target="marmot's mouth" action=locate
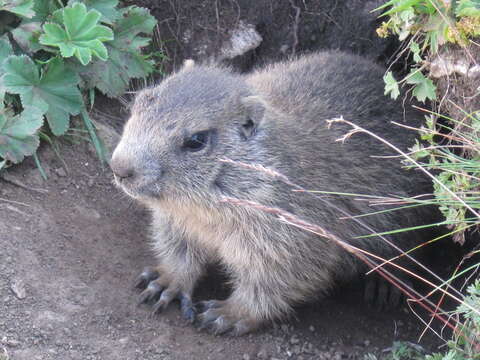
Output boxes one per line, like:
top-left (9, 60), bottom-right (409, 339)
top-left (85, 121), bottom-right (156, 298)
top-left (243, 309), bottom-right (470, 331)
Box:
top-left (114, 174), bottom-right (161, 200)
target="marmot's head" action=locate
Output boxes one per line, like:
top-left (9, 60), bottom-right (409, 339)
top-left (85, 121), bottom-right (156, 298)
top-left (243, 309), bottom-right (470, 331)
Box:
top-left (111, 61), bottom-right (270, 204)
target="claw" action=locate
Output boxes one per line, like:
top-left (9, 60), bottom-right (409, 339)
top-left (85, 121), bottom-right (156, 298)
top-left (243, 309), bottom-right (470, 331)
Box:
top-left (134, 267), bottom-right (160, 289)
top-left (196, 300), bottom-right (222, 313)
top-left (232, 319), bottom-right (259, 336)
top-left (180, 294), bottom-right (196, 323)
top-left (197, 308), bottom-right (218, 330)
top-left (211, 316), bottom-right (231, 335)
top-left (364, 276), bottom-right (407, 310)
top-left (196, 306), bottom-right (259, 336)
top-left (152, 290), bottom-right (175, 314)
top-left (138, 281), bottom-right (163, 304)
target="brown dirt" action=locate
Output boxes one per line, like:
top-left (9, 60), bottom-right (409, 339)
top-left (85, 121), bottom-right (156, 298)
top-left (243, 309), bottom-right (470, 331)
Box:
top-left (139, 0), bottom-right (399, 73)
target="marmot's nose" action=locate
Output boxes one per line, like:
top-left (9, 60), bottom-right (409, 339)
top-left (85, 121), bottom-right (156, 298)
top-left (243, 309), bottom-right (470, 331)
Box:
top-left (110, 157), bottom-right (135, 179)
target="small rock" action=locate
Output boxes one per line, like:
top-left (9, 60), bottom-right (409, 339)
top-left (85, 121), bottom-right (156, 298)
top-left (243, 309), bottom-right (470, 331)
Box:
top-left (10, 279), bottom-right (26, 299)
top-left (256, 348), bottom-right (268, 359)
top-left (6, 338), bottom-right (20, 347)
top-left (302, 342), bottom-right (314, 354)
top-left (220, 21), bottom-right (262, 60)
top-left (290, 335), bottom-right (300, 345)
top-left (242, 354), bottom-right (250, 360)
top-left (309, 325), bottom-right (315, 332)
top-left (292, 345), bottom-right (301, 355)
top-left (55, 167), bottom-right (67, 177)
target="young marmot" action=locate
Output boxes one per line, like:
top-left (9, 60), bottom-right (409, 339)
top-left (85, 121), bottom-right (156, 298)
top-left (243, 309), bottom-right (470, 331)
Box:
top-left (111, 51), bottom-right (435, 335)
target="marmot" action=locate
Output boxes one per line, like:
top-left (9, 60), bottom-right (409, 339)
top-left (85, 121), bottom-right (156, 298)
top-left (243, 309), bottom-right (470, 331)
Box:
top-left (111, 51), bottom-right (435, 335)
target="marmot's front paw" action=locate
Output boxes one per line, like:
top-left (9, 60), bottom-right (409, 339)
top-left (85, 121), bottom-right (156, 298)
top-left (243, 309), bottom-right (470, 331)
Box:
top-left (196, 299), bottom-right (262, 336)
top-left (134, 266), bottom-right (196, 323)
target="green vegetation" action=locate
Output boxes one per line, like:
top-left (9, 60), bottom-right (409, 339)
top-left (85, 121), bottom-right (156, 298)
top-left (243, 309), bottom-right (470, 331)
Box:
top-left (409, 110), bottom-right (480, 243)
top-left (364, 283), bottom-right (480, 359)
top-left (0, 0), bottom-right (158, 170)
top-left (375, 1), bottom-right (480, 359)
top-left (364, 341), bottom-right (426, 360)
top-left (376, 0), bottom-right (480, 103)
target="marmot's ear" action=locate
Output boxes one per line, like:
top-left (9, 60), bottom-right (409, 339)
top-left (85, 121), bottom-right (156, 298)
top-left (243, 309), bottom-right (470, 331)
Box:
top-left (240, 96), bottom-right (265, 140)
top-left (182, 59), bottom-right (195, 70)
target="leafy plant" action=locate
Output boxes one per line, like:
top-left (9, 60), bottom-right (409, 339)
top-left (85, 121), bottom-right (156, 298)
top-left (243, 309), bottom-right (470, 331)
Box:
top-left (424, 281), bottom-right (480, 360)
top-left (0, 0), bottom-right (158, 169)
top-left (376, 2), bottom-right (480, 360)
top-left (375, 0), bottom-right (480, 103)
top-left (364, 341), bottom-right (426, 360)
top-left (39, 2), bottom-right (114, 65)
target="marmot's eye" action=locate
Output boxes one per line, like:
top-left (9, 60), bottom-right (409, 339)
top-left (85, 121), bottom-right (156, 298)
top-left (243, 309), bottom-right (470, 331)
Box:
top-left (183, 131), bottom-right (209, 152)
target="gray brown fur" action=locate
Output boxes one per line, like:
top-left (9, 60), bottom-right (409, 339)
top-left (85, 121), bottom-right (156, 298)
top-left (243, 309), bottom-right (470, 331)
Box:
top-left (111, 51), bottom-right (434, 335)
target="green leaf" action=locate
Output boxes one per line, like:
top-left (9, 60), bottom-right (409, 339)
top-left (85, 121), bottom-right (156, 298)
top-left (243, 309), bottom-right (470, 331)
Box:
top-left (410, 41), bottom-right (422, 63)
top-left (378, 0), bottom-right (420, 16)
top-left (31, 0), bottom-right (61, 22)
top-left (383, 71), bottom-right (400, 100)
top-left (0, 37), bottom-right (13, 62)
top-left (2, 55), bottom-right (84, 135)
top-left (0, 37), bottom-right (13, 102)
top-left (0, 0), bottom-right (35, 18)
top-left (80, 6), bottom-right (156, 97)
top-left (405, 69), bottom-right (437, 102)
top-left (11, 20), bottom-right (43, 54)
top-left (114, 6), bottom-right (156, 43)
top-left (68, 0), bottom-right (120, 25)
top-left (0, 105), bottom-right (43, 163)
top-left (39, 2), bottom-right (114, 65)
top-left (409, 140), bottom-right (430, 160)
top-left (456, 0), bottom-right (480, 17)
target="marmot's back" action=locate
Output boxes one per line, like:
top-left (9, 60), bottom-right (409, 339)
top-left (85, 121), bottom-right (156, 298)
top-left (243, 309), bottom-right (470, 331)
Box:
top-left (247, 52), bottom-right (400, 127)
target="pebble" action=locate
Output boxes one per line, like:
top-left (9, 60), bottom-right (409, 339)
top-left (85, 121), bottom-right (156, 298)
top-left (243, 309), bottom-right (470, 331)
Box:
top-left (10, 279), bottom-right (26, 299)
top-left (6, 338), bottom-right (20, 347)
top-left (256, 348), bottom-right (268, 359)
top-left (55, 167), bottom-right (67, 177)
top-left (242, 354), bottom-right (250, 360)
top-left (292, 345), bottom-right (301, 354)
